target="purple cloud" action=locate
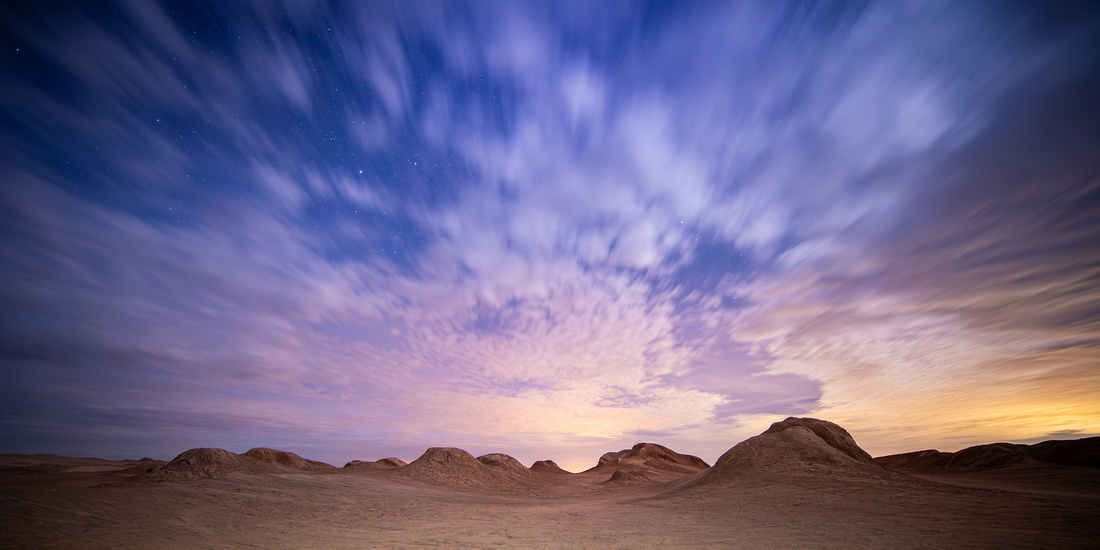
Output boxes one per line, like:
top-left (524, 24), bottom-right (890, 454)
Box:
top-left (1, 1), bottom-right (1098, 469)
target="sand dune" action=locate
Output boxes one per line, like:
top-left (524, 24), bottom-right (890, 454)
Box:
top-left (3, 418), bottom-right (1098, 548)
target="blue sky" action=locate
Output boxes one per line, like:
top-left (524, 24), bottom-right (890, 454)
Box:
top-left (1, 0), bottom-right (1098, 471)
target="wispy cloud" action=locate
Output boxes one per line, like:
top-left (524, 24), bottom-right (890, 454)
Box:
top-left (1, 0), bottom-right (1098, 468)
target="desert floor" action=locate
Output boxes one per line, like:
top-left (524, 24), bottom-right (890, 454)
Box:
top-left (2, 454), bottom-right (1098, 549)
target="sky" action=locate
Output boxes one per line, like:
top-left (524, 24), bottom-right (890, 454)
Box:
top-left (1, 0), bottom-right (1098, 472)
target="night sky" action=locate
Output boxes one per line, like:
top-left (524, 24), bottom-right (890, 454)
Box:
top-left (2, 1), bottom-right (1099, 472)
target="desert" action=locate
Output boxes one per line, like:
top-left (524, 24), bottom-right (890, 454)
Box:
top-left (5, 2), bottom-right (1100, 549)
top-left (2, 418), bottom-right (1097, 549)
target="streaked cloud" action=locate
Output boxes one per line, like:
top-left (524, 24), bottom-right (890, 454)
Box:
top-left (1, 0), bottom-right (1097, 469)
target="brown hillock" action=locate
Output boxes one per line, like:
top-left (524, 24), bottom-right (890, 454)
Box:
top-left (403, 447), bottom-right (482, 472)
top-left (946, 443), bottom-right (1035, 471)
top-left (243, 448), bottom-right (336, 471)
top-left (588, 442), bottom-right (709, 475)
top-left (1, 454), bottom-right (165, 482)
top-left (396, 447), bottom-right (531, 493)
top-left (675, 418), bottom-right (885, 490)
top-left (763, 417), bottom-right (874, 463)
top-left (476, 453), bottom-right (531, 476)
top-left (602, 469), bottom-right (652, 484)
top-left (875, 436), bottom-right (1100, 473)
top-left (1024, 437), bottom-right (1100, 467)
top-left (117, 459), bottom-right (168, 477)
top-left (126, 448), bottom-right (280, 483)
top-left (343, 457), bottom-right (407, 470)
top-left (874, 449), bottom-right (951, 472)
top-left (530, 460), bottom-right (571, 474)
top-left (877, 445), bottom-right (1035, 473)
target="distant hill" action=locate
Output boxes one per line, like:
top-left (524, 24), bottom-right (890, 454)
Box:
top-left (875, 437), bottom-right (1100, 473)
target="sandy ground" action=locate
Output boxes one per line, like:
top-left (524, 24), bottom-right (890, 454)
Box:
top-left (2, 453), bottom-right (1098, 549)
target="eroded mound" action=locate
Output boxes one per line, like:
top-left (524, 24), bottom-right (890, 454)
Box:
top-left (531, 460), bottom-right (571, 474)
top-left (676, 417), bottom-right (885, 490)
top-left (244, 448), bottom-right (335, 471)
top-left (947, 444), bottom-right (1035, 471)
top-left (874, 449), bottom-right (949, 472)
top-left (876, 445), bottom-right (1035, 473)
top-left (876, 436), bottom-right (1100, 473)
top-left (1026, 437), bottom-right (1100, 468)
top-left (341, 457), bottom-right (407, 470)
top-left (763, 417), bottom-right (874, 463)
top-left (397, 447), bottom-right (531, 492)
top-left (476, 453), bottom-right (530, 476)
top-left (602, 469), bottom-right (652, 484)
top-left (590, 442), bottom-right (709, 475)
top-left (343, 457), bottom-right (407, 470)
top-left (126, 448), bottom-right (279, 482)
top-left (405, 447), bottom-right (482, 470)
